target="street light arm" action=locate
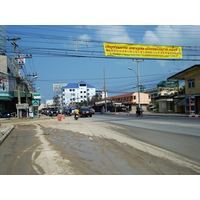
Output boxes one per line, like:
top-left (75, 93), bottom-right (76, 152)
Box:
top-left (128, 67), bottom-right (137, 76)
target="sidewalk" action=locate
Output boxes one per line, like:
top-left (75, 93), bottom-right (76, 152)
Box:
top-left (0, 115), bottom-right (50, 145)
top-left (0, 124), bottom-right (14, 145)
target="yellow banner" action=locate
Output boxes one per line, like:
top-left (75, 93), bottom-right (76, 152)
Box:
top-left (104, 43), bottom-right (182, 59)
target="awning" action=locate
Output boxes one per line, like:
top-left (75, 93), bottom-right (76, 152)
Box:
top-left (13, 91), bottom-right (33, 98)
top-left (174, 95), bottom-right (185, 99)
top-left (156, 99), bottom-right (174, 102)
top-left (0, 93), bottom-right (13, 101)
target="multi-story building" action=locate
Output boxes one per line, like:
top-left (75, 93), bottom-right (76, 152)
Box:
top-left (168, 64), bottom-right (200, 114)
top-left (106, 92), bottom-right (151, 112)
top-left (53, 94), bottom-right (62, 107)
top-left (145, 80), bottom-right (179, 113)
top-left (96, 89), bottom-right (107, 99)
top-left (0, 54), bottom-right (33, 115)
top-left (62, 81), bottom-right (96, 106)
top-left (0, 54), bottom-right (18, 112)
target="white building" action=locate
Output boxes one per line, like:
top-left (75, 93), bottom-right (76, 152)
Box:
top-left (45, 99), bottom-right (54, 107)
top-left (96, 89), bottom-right (108, 99)
top-left (62, 81), bottom-right (96, 105)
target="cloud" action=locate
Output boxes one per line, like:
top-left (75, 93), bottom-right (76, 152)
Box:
top-left (78, 34), bottom-right (91, 41)
top-left (96, 25), bottom-right (134, 44)
top-left (142, 25), bottom-right (200, 46)
top-left (142, 25), bottom-right (200, 68)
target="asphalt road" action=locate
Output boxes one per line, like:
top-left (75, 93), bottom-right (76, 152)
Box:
top-left (91, 114), bottom-right (200, 163)
top-left (0, 114), bottom-right (199, 174)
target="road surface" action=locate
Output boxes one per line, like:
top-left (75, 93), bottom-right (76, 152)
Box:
top-left (0, 114), bottom-right (199, 174)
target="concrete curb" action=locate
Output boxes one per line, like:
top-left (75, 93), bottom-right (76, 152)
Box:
top-left (0, 126), bottom-right (14, 145)
top-left (186, 115), bottom-right (200, 118)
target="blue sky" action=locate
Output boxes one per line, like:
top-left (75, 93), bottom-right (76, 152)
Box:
top-left (5, 25), bottom-right (200, 102)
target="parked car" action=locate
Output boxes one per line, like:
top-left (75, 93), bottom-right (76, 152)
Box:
top-left (89, 107), bottom-right (95, 114)
top-left (79, 107), bottom-right (93, 117)
top-left (1, 112), bottom-right (11, 118)
top-left (48, 109), bottom-right (59, 116)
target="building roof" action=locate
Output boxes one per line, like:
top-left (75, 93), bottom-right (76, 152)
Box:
top-left (167, 64), bottom-right (200, 80)
top-left (62, 81), bottom-right (95, 89)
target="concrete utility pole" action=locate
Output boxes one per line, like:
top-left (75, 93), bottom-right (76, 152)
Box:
top-left (7, 38), bottom-right (33, 118)
top-left (133, 59), bottom-right (143, 108)
top-left (104, 67), bottom-right (107, 112)
top-left (7, 38), bottom-right (21, 75)
top-left (7, 38), bottom-right (22, 118)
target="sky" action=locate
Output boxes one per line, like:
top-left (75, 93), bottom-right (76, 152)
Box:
top-left (3, 25), bottom-right (200, 103)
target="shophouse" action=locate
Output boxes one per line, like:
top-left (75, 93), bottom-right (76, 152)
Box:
top-left (167, 64), bottom-right (200, 114)
top-left (106, 92), bottom-right (151, 112)
top-left (0, 54), bottom-right (33, 116)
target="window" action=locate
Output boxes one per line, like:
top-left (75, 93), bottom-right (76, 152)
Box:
top-left (188, 79), bottom-right (195, 88)
top-left (80, 84), bottom-right (86, 87)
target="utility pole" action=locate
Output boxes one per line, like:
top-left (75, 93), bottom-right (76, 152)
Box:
top-left (7, 38), bottom-right (21, 75)
top-left (7, 38), bottom-right (33, 118)
top-left (7, 38), bottom-right (22, 118)
top-left (104, 67), bottom-right (107, 112)
top-left (133, 59), bottom-right (143, 108)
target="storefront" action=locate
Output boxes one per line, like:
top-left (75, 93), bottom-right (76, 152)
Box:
top-left (0, 93), bottom-right (13, 113)
top-left (174, 94), bottom-right (200, 114)
top-left (156, 99), bottom-right (174, 113)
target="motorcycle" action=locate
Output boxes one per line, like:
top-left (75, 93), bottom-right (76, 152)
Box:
top-left (136, 109), bottom-right (143, 117)
top-left (74, 113), bottom-right (79, 120)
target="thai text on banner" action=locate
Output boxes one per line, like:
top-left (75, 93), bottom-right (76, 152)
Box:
top-left (103, 43), bottom-right (182, 59)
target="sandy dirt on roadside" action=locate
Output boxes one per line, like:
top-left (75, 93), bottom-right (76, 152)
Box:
top-left (3, 117), bottom-right (200, 174)
top-left (35, 117), bottom-right (200, 174)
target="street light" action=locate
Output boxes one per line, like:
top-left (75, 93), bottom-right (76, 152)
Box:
top-left (33, 75), bottom-right (38, 79)
top-left (128, 59), bottom-right (143, 108)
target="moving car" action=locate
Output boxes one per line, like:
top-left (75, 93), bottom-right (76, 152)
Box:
top-left (79, 107), bottom-right (93, 117)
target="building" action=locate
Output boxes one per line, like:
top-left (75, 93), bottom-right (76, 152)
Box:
top-left (146, 80), bottom-right (179, 113)
top-left (62, 81), bottom-right (96, 106)
top-left (168, 64), bottom-right (200, 114)
top-left (0, 54), bottom-right (33, 115)
top-left (0, 26), bottom-right (37, 117)
top-left (45, 99), bottom-right (54, 107)
top-left (96, 89), bottom-right (107, 99)
top-left (53, 94), bottom-right (62, 107)
top-left (106, 92), bottom-right (151, 112)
